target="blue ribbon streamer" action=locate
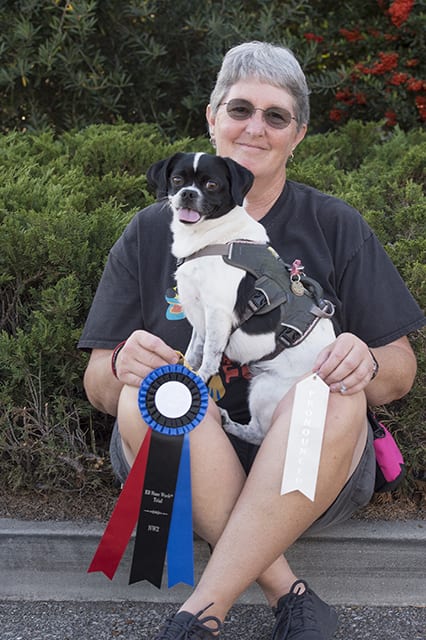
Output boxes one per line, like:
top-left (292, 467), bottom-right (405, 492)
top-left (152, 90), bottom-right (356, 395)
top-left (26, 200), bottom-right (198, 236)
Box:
top-left (166, 433), bottom-right (194, 587)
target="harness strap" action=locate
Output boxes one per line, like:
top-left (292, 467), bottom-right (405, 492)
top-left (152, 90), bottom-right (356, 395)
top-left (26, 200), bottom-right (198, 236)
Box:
top-left (176, 241), bottom-right (261, 267)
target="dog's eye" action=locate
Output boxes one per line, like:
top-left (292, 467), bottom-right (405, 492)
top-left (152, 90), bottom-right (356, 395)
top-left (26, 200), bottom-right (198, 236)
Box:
top-left (205, 180), bottom-right (218, 191)
top-left (171, 176), bottom-right (184, 187)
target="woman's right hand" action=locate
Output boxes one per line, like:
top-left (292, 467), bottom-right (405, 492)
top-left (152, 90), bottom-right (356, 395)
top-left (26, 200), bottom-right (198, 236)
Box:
top-left (114, 330), bottom-right (180, 387)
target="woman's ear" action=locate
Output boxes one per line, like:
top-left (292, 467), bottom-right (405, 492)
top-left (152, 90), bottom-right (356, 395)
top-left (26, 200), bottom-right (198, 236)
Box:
top-left (206, 104), bottom-right (214, 129)
top-left (294, 123), bottom-right (308, 149)
top-left (206, 104), bottom-right (216, 148)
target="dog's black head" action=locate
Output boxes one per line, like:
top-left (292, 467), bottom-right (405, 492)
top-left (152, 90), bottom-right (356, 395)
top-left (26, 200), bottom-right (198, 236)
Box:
top-left (146, 152), bottom-right (254, 224)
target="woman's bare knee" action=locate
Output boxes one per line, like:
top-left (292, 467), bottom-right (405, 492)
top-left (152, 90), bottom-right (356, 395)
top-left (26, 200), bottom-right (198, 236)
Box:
top-left (117, 384), bottom-right (147, 454)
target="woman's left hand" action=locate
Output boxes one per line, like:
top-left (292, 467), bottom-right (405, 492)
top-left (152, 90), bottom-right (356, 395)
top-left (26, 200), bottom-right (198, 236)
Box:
top-left (313, 332), bottom-right (376, 395)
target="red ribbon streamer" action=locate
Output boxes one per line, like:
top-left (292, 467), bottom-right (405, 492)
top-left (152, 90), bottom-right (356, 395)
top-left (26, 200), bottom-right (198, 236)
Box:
top-left (88, 429), bottom-right (152, 579)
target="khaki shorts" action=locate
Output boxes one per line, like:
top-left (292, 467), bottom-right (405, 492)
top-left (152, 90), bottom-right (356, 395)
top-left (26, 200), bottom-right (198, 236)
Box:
top-left (109, 418), bottom-right (376, 534)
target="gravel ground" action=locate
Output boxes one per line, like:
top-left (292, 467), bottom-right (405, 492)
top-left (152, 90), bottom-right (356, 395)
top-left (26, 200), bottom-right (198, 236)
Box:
top-left (0, 601), bottom-right (424, 640)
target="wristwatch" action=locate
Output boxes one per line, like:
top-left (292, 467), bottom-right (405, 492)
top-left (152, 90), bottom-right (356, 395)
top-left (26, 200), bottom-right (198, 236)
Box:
top-left (369, 349), bottom-right (379, 380)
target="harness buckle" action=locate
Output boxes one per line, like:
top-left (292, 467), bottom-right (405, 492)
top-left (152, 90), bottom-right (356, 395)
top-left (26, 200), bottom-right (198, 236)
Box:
top-left (277, 324), bottom-right (304, 348)
top-left (248, 289), bottom-right (269, 313)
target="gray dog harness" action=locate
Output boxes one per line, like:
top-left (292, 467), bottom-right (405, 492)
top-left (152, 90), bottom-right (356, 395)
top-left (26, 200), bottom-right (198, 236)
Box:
top-left (177, 241), bottom-right (335, 360)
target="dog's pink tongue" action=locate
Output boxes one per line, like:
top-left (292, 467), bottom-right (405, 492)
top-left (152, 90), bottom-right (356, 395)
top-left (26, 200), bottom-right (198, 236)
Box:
top-left (178, 208), bottom-right (201, 223)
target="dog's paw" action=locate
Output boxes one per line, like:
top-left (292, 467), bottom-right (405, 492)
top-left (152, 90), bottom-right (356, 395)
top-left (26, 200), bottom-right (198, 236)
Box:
top-left (220, 411), bottom-right (264, 446)
top-left (197, 364), bottom-right (219, 383)
top-left (226, 426), bottom-right (263, 446)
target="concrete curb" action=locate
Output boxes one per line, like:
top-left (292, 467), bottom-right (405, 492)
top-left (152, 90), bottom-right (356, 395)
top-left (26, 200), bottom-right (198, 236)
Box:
top-left (1, 518), bottom-right (425, 606)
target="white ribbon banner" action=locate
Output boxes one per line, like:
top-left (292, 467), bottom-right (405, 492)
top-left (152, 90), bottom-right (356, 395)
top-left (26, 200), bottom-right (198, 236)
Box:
top-left (280, 374), bottom-right (330, 502)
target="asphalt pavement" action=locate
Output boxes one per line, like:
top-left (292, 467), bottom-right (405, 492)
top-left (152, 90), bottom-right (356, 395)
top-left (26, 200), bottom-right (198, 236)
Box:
top-left (1, 517), bottom-right (425, 639)
top-left (1, 601), bottom-right (425, 639)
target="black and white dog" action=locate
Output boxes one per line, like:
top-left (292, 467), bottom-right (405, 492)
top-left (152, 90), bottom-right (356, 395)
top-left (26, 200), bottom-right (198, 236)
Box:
top-left (147, 152), bottom-right (335, 444)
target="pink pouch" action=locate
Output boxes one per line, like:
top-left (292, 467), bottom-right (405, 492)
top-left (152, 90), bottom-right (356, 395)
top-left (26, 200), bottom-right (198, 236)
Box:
top-left (369, 411), bottom-right (405, 492)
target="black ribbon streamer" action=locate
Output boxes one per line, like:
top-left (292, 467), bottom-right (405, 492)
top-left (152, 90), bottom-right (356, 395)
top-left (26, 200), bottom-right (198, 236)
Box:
top-left (129, 432), bottom-right (184, 587)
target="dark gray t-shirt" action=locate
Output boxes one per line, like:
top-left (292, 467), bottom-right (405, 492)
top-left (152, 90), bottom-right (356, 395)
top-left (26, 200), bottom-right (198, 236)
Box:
top-left (78, 180), bottom-right (425, 423)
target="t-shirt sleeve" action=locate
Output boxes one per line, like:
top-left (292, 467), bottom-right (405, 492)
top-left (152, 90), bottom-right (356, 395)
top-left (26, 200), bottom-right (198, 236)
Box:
top-left (78, 221), bottom-right (143, 351)
top-left (336, 230), bottom-right (425, 347)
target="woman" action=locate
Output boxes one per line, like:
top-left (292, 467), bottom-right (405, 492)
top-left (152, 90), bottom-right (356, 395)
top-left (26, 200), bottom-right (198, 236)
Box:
top-left (79, 42), bottom-right (424, 639)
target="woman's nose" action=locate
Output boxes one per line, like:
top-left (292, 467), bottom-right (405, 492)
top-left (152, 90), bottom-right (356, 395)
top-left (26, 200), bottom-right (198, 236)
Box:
top-left (244, 109), bottom-right (266, 135)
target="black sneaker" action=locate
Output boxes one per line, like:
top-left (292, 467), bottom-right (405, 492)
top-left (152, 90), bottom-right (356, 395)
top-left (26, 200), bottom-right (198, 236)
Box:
top-left (272, 580), bottom-right (338, 639)
top-left (153, 603), bottom-right (222, 639)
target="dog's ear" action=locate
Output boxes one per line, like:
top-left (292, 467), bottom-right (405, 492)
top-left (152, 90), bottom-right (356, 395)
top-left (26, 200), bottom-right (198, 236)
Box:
top-left (222, 157), bottom-right (254, 205)
top-left (146, 153), bottom-right (185, 198)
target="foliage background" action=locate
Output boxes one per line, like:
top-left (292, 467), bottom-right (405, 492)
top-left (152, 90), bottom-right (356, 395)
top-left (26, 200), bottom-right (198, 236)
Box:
top-left (0, 0), bottom-right (424, 137)
top-left (0, 0), bottom-right (425, 506)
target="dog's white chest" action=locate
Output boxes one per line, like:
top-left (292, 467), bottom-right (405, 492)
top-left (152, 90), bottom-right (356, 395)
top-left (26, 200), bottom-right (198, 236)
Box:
top-left (176, 257), bottom-right (244, 333)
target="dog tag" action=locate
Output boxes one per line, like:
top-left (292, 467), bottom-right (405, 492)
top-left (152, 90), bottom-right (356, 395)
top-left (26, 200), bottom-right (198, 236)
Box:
top-left (280, 374), bottom-right (329, 501)
top-left (290, 277), bottom-right (305, 296)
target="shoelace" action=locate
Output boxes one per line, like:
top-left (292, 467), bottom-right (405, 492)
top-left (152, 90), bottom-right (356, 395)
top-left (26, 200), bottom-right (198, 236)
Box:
top-left (272, 580), bottom-right (317, 639)
top-left (158, 603), bottom-right (222, 639)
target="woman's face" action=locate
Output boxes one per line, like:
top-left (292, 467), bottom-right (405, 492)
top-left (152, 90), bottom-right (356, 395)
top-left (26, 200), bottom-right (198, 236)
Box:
top-left (206, 79), bottom-right (307, 184)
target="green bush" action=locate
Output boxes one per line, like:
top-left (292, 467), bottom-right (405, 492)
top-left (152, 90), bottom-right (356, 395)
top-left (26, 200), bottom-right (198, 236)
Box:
top-left (0, 121), bottom-right (424, 497)
top-left (0, 1), bottom-right (424, 137)
top-left (0, 122), bottom-right (210, 492)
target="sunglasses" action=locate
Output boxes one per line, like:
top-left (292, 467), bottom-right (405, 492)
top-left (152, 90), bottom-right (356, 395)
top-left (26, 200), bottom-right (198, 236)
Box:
top-left (220, 98), bottom-right (297, 130)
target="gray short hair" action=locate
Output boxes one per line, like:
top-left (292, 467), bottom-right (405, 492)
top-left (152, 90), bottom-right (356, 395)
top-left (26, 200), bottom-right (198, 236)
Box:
top-left (209, 41), bottom-right (310, 127)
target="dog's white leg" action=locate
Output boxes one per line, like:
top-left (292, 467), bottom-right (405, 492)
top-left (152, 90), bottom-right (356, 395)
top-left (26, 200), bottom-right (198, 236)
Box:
top-left (198, 310), bottom-right (233, 382)
top-left (184, 329), bottom-right (204, 371)
top-left (247, 372), bottom-right (284, 442)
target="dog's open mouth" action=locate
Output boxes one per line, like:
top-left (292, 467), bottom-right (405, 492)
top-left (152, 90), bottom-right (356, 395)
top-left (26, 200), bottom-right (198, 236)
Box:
top-left (178, 208), bottom-right (201, 223)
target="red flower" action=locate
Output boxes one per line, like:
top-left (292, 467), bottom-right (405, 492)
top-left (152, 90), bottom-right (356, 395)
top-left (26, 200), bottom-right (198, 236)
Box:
top-left (335, 88), bottom-right (353, 102)
top-left (354, 62), bottom-right (370, 75)
top-left (370, 52), bottom-right (399, 75)
top-left (339, 28), bottom-right (364, 42)
top-left (384, 33), bottom-right (399, 41)
top-left (329, 109), bottom-right (343, 122)
top-left (405, 59), bottom-right (419, 67)
top-left (406, 78), bottom-right (426, 92)
top-left (355, 53), bottom-right (400, 77)
top-left (367, 28), bottom-right (381, 38)
top-left (415, 96), bottom-right (426, 121)
top-left (304, 32), bottom-right (324, 43)
top-left (385, 110), bottom-right (398, 126)
top-left (388, 0), bottom-right (414, 28)
top-left (389, 72), bottom-right (409, 85)
top-left (334, 87), bottom-right (366, 108)
top-left (355, 92), bottom-right (367, 105)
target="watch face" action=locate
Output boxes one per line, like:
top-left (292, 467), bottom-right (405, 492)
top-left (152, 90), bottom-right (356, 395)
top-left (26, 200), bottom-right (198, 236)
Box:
top-left (138, 364), bottom-right (209, 435)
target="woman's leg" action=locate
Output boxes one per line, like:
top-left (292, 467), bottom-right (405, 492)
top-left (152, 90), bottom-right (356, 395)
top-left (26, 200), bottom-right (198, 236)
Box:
top-left (178, 386), bottom-right (368, 621)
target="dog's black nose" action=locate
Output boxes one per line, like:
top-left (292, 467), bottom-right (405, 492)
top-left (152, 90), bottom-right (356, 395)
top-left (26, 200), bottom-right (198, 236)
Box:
top-left (180, 189), bottom-right (197, 203)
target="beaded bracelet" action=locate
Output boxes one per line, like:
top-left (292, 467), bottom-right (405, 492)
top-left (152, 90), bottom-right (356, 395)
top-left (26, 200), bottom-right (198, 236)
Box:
top-left (111, 340), bottom-right (127, 379)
